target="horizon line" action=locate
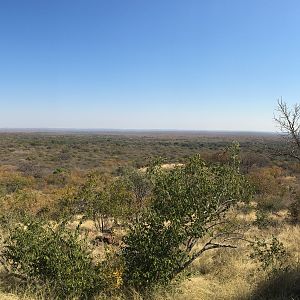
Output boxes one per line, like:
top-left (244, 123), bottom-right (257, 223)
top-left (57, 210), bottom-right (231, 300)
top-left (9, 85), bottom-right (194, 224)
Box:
top-left (0, 127), bottom-right (277, 134)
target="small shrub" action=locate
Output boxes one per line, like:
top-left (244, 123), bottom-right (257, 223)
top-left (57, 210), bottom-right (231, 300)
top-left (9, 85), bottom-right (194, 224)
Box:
top-left (1, 218), bottom-right (102, 299)
top-left (254, 210), bottom-right (277, 229)
top-left (250, 236), bottom-right (288, 275)
top-left (288, 198), bottom-right (300, 224)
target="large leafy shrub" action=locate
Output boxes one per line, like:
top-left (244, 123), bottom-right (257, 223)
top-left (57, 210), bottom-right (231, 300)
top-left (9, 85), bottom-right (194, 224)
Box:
top-left (122, 143), bottom-right (251, 292)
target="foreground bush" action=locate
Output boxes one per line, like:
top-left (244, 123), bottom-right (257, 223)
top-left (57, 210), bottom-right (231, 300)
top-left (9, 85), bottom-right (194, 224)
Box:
top-left (1, 218), bottom-right (102, 299)
top-left (122, 143), bottom-right (251, 292)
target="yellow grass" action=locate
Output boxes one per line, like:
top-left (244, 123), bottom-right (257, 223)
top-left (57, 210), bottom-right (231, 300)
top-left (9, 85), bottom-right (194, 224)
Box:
top-left (1, 213), bottom-right (299, 300)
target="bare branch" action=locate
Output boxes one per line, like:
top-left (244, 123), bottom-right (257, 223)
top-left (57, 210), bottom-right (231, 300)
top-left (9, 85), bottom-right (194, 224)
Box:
top-left (176, 240), bottom-right (236, 275)
top-left (274, 98), bottom-right (300, 160)
top-left (177, 230), bottom-right (255, 276)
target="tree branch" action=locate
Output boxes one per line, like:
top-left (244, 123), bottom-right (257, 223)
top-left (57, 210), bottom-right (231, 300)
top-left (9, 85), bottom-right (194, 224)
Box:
top-left (274, 99), bottom-right (300, 160)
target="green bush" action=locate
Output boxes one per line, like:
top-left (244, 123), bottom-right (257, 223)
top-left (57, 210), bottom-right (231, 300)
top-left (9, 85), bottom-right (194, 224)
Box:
top-left (122, 143), bottom-right (251, 292)
top-left (254, 210), bottom-right (277, 229)
top-left (1, 218), bottom-right (102, 299)
top-left (288, 198), bottom-right (300, 224)
top-left (250, 236), bottom-right (288, 274)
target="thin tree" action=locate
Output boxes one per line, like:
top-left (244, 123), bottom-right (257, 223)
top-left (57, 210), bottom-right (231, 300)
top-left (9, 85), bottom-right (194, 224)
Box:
top-left (274, 98), bottom-right (300, 161)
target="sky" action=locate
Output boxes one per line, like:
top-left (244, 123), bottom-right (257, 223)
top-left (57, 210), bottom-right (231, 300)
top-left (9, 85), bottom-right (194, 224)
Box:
top-left (1, 0), bottom-right (300, 131)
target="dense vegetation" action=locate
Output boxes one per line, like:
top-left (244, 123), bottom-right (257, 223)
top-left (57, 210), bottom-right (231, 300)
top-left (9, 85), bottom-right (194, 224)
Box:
top-left (0, 131), bottom-right (299, 299)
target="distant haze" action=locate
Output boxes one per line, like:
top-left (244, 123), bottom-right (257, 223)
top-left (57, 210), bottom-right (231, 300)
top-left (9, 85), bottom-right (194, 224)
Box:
top-left (1, 1), bottom-right (300, 131)
top-left (0, 129), bottom-right (277, 137)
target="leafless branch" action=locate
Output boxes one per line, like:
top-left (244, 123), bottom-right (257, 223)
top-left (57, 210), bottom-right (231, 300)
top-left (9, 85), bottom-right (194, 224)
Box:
top-left (177, 230), bottom-right (254, 276)
top-left (274, 98), bottom-right (300, 161)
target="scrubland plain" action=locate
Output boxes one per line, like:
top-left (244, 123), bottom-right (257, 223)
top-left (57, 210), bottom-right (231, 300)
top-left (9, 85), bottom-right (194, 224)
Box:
top-left (0, 131), bottom-right (299, 300)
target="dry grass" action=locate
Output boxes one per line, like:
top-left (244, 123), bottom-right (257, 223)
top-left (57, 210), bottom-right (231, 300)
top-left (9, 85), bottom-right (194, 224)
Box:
top-left (0, 293), bottom-right (19, 300)
top-left (157, 220), bottom-right (300, 300)
top-left (1, 212), bottom-right (299, 300)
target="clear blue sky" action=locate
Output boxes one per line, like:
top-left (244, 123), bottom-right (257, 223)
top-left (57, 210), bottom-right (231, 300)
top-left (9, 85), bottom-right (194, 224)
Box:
top-left (1, 0), bottom-right (300, 131)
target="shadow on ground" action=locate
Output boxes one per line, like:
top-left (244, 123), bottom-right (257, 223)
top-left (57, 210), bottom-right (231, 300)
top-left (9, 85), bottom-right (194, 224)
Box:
top-left (245, 269), bottom-right (300, 300)
top-left (0, 270), bottom-right (26, 294)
